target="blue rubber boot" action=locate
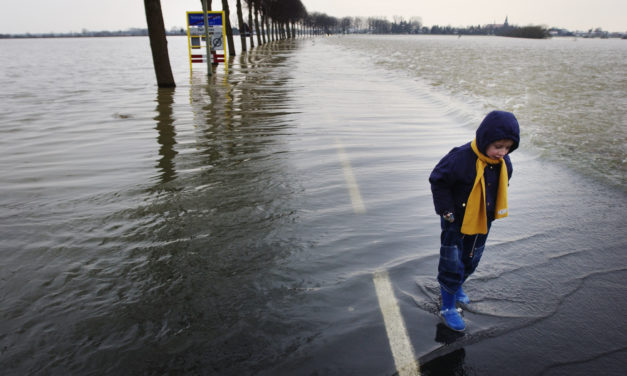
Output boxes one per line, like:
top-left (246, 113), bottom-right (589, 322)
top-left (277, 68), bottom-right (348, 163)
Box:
top-left (455, 286), bottom-right (470, 305)
top-left (440, 287), bottom-right (466, 332)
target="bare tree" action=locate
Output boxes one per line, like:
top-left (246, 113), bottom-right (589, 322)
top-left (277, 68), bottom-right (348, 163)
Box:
top-left (221, 0), bottom-right (237, 56)
top-left (247, 1), bottom-right (255, 47)
top-left (261, 1), bottom-right (269, 43)
top-left (144, 0), bottom-right (175, 87)
top-left (250, 0), bottom-right (262, 45)
top-left (235, 0), bottom-right (247, 51)
top-left (199, 0), bottom-right (212, 10)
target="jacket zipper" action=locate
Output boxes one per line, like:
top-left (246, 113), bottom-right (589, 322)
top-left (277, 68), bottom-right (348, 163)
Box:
top-left (469, 235), bottom-right (478, 258)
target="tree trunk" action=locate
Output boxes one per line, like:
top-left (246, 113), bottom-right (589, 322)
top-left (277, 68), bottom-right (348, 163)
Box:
top-left (253, 3), bottom-right (262, 46)
top-left (221, 0), bottom-right (236, 56)
top-left (235, 0), bottom-right (246, 52)
top-left (199, 0), bottom-right (212, 10)
top-left (247, 2), bottom-right (254, 48)
top-left (265, 16), bottom-right (270, 42)
top-left (272, 21), bottom-right (277, 41)
top-left (144, 0), bottom-right (175, 88)
top-left (261, 14), bottom-right (268, 43)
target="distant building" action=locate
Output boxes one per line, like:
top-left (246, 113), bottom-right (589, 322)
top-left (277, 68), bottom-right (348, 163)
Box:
top-left (549, 28), bottom-right (574, 37)
top-left (486, 16), bottom-right (509, 30)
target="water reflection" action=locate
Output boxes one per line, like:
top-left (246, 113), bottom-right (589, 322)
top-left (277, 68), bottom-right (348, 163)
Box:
top-left (434, 323), bottom-right (466, 345)
top-left (421, 348), bottom-right (468, 376)
top-left (154, 87), bottom-right (177, 183)
top-left (92, 42), bottom-right (310, 373)
top-left (417, 324), bottom-right (469, 375)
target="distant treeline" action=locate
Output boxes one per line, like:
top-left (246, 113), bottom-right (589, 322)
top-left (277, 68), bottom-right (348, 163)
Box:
top-left (429, 24), bottom-right (549, 38)
top-left (498, 26), bottom-right (548, 39)
top-left (0, 29), bottom-right (149, 39)
top-left (333, 16), bottom-right (551, 38)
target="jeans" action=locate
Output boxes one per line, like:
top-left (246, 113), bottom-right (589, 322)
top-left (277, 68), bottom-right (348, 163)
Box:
top-left (437, 218), bottom-right (490, 294)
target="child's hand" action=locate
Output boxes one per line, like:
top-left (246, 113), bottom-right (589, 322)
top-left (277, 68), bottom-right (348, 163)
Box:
top-left (443, 212), bottom-right (455, 223)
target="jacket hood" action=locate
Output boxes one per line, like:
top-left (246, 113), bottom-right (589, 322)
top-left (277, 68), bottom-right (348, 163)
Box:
top-left (476, 111), bottom-right (520, 154)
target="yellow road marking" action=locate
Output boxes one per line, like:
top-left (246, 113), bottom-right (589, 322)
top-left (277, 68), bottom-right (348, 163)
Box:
top-left (335, 138), bottom-right (417, 374)
top-left (335, 138), bottom-right (366, 214)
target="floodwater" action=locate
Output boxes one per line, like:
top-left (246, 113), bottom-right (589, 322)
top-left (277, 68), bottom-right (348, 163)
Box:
top-left (0, 35), bottom-right (626, 375)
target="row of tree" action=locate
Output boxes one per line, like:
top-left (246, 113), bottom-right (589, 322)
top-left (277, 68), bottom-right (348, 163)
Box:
top-left (145, 0), bottom-right (335, 87)
top-left (208, 1), bottom-right (345, 54)
top-left (145, 2), bottom-right (552, 87)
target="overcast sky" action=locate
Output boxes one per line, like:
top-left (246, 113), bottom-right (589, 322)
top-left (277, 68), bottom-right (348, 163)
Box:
top-left (0, 0), bottom-right (624, 34)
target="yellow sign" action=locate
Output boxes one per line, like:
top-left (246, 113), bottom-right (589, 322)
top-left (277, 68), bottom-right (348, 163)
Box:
top-left (186, 11), bottom-right (227, 72)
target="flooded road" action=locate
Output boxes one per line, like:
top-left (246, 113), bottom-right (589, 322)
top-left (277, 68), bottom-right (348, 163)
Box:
top-left (1, 36), bottom-right (626, 375)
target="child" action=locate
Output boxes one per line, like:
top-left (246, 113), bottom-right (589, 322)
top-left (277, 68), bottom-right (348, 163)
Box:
top-left (429, 111), bottom-right (520, 331)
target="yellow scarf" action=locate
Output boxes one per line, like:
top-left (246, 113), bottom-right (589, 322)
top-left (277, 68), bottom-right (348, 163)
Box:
top-left (461, 139), bottom-right (509, 235)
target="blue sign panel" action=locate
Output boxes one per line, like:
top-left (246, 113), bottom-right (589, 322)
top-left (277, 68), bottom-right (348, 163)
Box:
top-left (188, 13), bottom-right (223, 27)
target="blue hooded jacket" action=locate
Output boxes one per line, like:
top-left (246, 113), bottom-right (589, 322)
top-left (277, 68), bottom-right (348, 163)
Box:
top-left (429, 111), bottom-right (520, 224)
